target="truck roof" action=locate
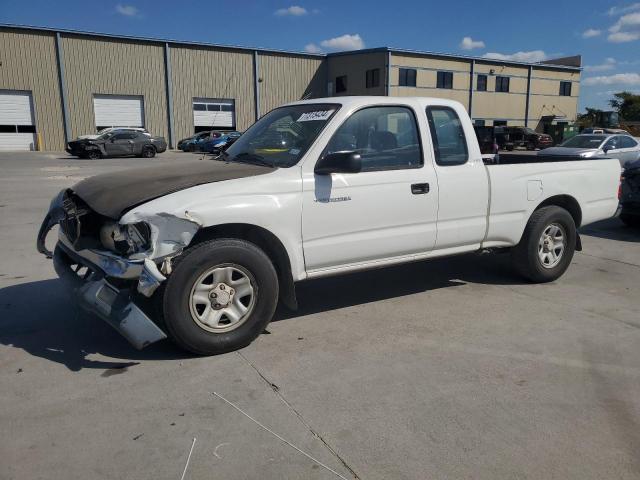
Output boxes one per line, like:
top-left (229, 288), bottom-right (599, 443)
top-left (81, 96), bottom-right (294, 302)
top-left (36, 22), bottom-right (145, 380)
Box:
top-left (285, 96), bottom-right (463, 110)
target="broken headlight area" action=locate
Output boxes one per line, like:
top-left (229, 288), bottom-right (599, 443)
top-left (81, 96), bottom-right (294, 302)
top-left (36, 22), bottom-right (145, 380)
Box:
top-left (100, 221), bottom-right (151, 256)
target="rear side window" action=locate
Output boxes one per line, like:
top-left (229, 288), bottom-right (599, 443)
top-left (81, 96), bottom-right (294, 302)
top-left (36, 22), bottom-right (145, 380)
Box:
top-left (325, 106), bottom-right (422, 171)
top-left (620, 136), bottom-right (638, 148)
top-left (426, 107), bottom-right (469, 166)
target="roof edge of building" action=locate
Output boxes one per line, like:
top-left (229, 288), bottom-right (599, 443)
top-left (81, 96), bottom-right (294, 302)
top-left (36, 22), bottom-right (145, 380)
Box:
top-left (1, 24), bottom-right (582, 71)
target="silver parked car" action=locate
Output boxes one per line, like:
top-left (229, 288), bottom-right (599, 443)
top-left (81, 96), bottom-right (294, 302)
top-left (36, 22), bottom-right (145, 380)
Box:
top-left (540, 134), bottom-right (640, 167)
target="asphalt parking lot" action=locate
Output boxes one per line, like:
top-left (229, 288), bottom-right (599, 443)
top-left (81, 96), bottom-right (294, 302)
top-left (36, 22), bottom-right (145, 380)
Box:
top-left (1, 151), bottom-right (640, 480)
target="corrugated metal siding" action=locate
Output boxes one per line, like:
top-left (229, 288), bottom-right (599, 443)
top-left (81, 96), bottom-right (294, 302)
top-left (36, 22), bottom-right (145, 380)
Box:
top-left (0, 29), bottom-right (64, 150)
top-left (258, 54), bottom-right (326, 115)
top-left (61, 35), bottom-right (168, 140)
top-left (170, 46), bottom-right (254, 140)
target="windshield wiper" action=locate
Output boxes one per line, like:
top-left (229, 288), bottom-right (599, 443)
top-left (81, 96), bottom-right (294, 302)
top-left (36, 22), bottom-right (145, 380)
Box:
top-left (223, 152), bottom-right (276, 168)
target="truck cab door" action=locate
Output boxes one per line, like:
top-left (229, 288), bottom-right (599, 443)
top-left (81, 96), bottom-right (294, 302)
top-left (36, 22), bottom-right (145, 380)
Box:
top-left (425, 105), bottom-right (489, 251)
top-left (301, 105), bottom-right (438, 273)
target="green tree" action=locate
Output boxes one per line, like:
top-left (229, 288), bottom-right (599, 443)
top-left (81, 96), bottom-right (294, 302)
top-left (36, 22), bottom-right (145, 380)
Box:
top-left (577, 107), bottom-right (603, 126)
top-left (609, 91), bottom-right (640, 121)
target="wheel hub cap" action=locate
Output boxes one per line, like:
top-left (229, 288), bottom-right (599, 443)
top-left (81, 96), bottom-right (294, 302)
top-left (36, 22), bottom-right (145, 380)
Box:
top-left (189, 265), bottom-right (255, 333)
top-left (537, 223), bottom-right (566, 269)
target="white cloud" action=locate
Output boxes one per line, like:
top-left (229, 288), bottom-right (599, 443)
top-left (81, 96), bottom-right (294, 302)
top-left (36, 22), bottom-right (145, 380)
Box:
top-left (275, 5), bottom-right (308, 16)
top-left (482, 50), bottom-right (547, 63)
top-left (460, 36), bottom-right (485, 50)
top-left (304, 43), bottom-right (323, 53)
top-left (583, 73), bottom-right (640, 86)
top-left (582, 28), bottom-right (602, 38)
top-left (584, 57), bottom-right (617, 72)
top-left (608, 3), bottom-right (640, 16)
top-left (115, 4), bottom-right (138, 16)
top-left (608, 11), bottom-right (640, 42)
top-left (319, 34), bottom-right (365, 51)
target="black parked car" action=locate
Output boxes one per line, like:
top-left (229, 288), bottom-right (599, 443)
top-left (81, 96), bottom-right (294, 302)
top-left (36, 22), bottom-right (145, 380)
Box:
top-left (620, 159), bottom-right (640, 227)
top-left (67, 130), bottom-right (167, 159)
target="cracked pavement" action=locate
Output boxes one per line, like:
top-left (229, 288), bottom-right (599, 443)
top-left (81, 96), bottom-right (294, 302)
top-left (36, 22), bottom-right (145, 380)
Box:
top-left (1, 152), bottom-right (640, 479)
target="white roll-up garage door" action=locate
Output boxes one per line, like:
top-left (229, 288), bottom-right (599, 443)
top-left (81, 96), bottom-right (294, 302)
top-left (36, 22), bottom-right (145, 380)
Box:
top-left (193, 98), bottom-right (235, 130)
top-left (93, 95), bottom-right (144, 130)
top-left (0, 91), bottom-right (36, 151)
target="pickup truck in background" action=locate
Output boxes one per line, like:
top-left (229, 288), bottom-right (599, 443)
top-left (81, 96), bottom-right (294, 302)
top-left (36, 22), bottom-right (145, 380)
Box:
top-left (38, 97), bottom-right (621, 355)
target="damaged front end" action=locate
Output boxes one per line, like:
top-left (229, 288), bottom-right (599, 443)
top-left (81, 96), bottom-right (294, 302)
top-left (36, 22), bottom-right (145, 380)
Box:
top-left (36, 189), bottom-right (201, 349)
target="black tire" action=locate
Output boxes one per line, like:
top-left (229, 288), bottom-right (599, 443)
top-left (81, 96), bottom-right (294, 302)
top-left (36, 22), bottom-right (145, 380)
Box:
top-left (526, 142), bottom-right (535, 151)
top-left (87, 150), bottom-right (101, 160)
top-left (511, 206), bottom-right (576, 283)
top-left (187, 144), bottom-right (195, 152)
top-left (160, 239), bottom-right (279, 355)
top-left (620, 212), bottom-right (640, 228)
top-left (141, 146), bottom-right (156, 158)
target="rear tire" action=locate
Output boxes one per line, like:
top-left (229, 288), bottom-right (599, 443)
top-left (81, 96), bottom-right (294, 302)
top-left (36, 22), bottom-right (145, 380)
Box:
top-left (511, 206), bottom-right (576, 283)
top-left (141, 146), bottom-right (156, 158)
top-left (620, 212), bottom-right (640, 228)
top-left (160, 239), bottom-right (279, 355)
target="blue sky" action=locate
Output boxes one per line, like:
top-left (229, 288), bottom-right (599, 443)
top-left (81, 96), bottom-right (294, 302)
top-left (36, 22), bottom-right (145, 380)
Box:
top-left (1, 0), bottom-right (638, 111)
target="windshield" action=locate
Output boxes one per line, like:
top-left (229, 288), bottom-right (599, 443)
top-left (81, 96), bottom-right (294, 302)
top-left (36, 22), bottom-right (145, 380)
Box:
top-left (97, 132), bottom-right (114, 140)
top-left (560, 135), bottom-right (606, 149)
top-left (223, 104), bottom-right (340, 168)
top-left (523, 127), bottom-right (536, 134)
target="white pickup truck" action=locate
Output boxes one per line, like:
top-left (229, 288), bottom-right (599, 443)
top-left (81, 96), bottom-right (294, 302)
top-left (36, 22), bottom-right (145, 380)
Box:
top-left (37, 97), bottom-right (621, 355)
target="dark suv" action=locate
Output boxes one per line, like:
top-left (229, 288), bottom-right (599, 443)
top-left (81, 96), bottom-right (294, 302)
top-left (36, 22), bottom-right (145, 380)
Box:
top-left (620, 159), bottom-right (640, 227)
top-left (67, 130), bottom-right (167, 159)
top-left (495, 126), bottom-right (553, 151)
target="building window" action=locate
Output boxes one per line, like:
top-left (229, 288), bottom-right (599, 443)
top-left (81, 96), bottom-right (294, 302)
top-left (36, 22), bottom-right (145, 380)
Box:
top-left (559, 81), bottom-right (572, 96)
top-left (493, 120), bottom-right (508, 126)
top-left (366, 69), bottom-right (380, 88)
top-left (477, 74), bottom-right (487, 91)
top-left (474, 119), bottom-right (486, 126)
top-left (495, 76), bottom-right (510, 93)
top-left (399, 68), bottom-right (417, 87)
top-left (436, 71), bottom-right (453, 89)
top-left (336, 75), bottom-right (348, 93)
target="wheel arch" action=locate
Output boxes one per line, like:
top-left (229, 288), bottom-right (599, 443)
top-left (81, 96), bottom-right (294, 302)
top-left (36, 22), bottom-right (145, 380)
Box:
top-left (535, 194), bottom-right (582, 228)
top-left (189, 223), bottom-right (297, 310)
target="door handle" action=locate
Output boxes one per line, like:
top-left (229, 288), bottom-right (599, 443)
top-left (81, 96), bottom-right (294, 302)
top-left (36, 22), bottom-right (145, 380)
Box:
top-left (411, 183), bottom-right (430, 194)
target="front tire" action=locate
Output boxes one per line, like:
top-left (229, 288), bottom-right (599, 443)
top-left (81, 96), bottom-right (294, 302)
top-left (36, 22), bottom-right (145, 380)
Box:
top-left (161, 239), bottom-right (279, 355)
top-left (87, 150), bottom-right (101, 160)
top-left (141, 146), bottom-right (156, 158)
top-left (512, 206), bottom-right (576, 283)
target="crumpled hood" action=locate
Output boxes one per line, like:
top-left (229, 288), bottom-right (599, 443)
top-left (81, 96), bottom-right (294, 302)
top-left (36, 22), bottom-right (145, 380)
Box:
top-left (71, 160), bottom-right (274, 219)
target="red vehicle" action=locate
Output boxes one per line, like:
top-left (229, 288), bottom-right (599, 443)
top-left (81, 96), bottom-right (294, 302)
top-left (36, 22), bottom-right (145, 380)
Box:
top-left (496, 126), bottom-right (553, 151)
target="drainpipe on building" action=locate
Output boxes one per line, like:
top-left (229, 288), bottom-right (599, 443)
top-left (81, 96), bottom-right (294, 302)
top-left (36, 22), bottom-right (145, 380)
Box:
top-left (164, 43), bottom-right (175, 149)
top-left (54, 32), bottom-right (71, 147)
top-left (253, 51), bottom-right (260, 121)
top-left (468, 60), bottom-right (475, 119)
top-left (525, 66), bottom-right (532, 128)
top-left (386, 50), bottom-right (391, 96)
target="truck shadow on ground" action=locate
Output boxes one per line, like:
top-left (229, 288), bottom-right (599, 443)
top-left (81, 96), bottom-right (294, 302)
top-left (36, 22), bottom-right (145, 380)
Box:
top-left (0, 252), bottom-right (523, 370)
top-left (580, 217), bottom-right (640, 243)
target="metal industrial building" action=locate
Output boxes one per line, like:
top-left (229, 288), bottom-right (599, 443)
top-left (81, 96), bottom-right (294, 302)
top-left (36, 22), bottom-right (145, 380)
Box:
top-left (0, 25), bottom-right (581, 151)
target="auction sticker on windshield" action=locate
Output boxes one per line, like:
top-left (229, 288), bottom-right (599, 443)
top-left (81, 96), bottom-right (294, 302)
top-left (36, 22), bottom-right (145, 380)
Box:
top-left (297, 110), bottom-right (335, 122)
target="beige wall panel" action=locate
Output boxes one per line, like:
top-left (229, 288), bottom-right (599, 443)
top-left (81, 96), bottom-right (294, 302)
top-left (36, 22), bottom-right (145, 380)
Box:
top-left (532, 68), bottom-right (580, 81)
top-left (474, 64), bottom-right (528, 78)
top-left (259, 54), bottom-right (325, 116)
top-left (0, 29), bottom-right (65, 150)
top-left (171, 46), bottom-right (254, 139)
top-left (61, 35), bottom-right (168, 140)
top-left (472, 91), bottom-right (527, 122)
top-left (391, 86), bottom-right (469, 106)
top-left (528, 95), bottom-right (579, 124)
top-left (391, 54), bottom-right (471, 73)
top-left (327, 52), bottom-right (386, 96)
top-left (531, 77), bottom-right (580, 98)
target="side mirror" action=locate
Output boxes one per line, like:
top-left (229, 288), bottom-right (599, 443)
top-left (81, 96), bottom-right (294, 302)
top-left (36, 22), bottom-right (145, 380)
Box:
top-left (315, 151), bottom-right (362, 175)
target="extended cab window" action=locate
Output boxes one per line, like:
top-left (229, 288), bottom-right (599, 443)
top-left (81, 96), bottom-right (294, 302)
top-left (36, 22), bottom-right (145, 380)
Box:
top-left (325, 106), bottom-right (422, 171)
top-left (426, 106), bottom-right (469, 166)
